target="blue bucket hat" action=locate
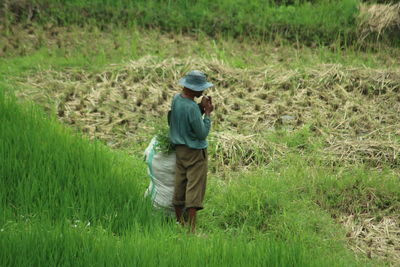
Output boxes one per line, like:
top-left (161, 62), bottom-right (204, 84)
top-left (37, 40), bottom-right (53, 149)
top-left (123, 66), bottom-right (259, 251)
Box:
top-left (178, 70), bottom-right (213, 92)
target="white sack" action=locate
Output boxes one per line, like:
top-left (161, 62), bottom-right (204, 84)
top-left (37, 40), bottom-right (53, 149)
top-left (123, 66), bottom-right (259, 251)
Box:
top-left (144, 137), bottom-right (176, 212)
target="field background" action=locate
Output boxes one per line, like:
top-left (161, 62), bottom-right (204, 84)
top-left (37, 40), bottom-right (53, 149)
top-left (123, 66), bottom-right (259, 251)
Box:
top-left (1, 0), bottom-right (399, 266)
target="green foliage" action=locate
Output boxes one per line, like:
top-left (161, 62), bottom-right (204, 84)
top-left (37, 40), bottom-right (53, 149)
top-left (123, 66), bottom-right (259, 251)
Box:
top-left (266, 125), bottom-right (319, 152)
top-left (311, 168), bottom-right (400, 216)
top-left (1, 0), bottom-right (360, 45)
top-left (0, 89), bottom-right (159, 233)
top-left (153, 122), bottom-right (174, 154)
top-left (0, 222), bottom-right (323, 267)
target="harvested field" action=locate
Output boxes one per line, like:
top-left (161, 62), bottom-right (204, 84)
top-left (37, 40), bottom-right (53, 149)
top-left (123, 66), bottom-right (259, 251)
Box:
top-left (18, 56), bottom-right (400, 168)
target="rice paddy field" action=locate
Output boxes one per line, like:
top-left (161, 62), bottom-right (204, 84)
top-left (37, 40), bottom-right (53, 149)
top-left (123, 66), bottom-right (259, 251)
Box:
top-left (1, 1), bottom-right (400, 266)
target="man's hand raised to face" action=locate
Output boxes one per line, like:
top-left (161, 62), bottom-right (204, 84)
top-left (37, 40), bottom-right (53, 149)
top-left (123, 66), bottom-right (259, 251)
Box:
top-left (203, 96), bottom-right (213, 116)
top-left (200, 96), bottom-right (208, 110)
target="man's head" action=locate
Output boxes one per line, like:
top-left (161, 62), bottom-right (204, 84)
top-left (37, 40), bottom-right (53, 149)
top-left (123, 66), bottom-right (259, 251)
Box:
top-left (178, 70), bottom-right (213, 94)
top-left (183, 87), bottom-right (203, 98)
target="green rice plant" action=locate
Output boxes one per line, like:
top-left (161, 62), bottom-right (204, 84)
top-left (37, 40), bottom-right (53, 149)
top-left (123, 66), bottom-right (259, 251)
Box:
top-left (0, 88), bottom-right (161, 233)
top-left (201, 165), bottom-right (379, 266)
top-left (153, 122), bottom-right (174, 154)
top-left (308, 167), bottom-right (400, 216)
top-left (0, 221), bottom-right (333, 267)
top-left (267, 125), bottom-right (317, 151)
top-left (1, 0), bottom-right (361, 45)
top-left (202, 150), bottom-right (398, 264)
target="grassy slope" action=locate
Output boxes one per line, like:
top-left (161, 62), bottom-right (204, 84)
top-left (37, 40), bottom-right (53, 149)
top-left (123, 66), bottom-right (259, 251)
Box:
top-left (1, 87), bottom-right (371, 266)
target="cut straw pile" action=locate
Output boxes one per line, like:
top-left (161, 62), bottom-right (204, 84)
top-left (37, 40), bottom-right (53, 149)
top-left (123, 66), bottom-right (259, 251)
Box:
top-left (209, 132), bottom-right (286, 172)
top-left (17, 56), bottom-right (400, 168)
top-left (358, 3), bottom-right (400, 41)
top-left (340, 214), bottom-right (400, 262)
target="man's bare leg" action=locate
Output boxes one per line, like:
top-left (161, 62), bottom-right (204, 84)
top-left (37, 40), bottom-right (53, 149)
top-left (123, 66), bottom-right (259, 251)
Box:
top-left (174, 205), bottom-right (185, 225)
top-left (187, 207), bottom-right (197, 234)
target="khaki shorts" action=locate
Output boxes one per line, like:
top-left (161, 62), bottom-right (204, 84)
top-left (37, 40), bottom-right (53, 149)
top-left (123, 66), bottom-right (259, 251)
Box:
top-left (173, 145), bottom-right (208, 210)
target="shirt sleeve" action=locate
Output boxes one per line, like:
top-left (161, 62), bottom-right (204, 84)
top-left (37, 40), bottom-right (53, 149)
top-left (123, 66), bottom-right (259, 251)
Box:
top-left (189, 104), bottom-right (211, 140)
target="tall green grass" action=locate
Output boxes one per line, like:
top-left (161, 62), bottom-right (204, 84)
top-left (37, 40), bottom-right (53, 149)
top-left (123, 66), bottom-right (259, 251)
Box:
top-left (0, 222), bottom-right (320, 267)
top-left (204, 150), bottom-right (400, 236)
top-left (0, 87), bottom-right (375, 266)
top-left (3, 0), bottom-right (359, 44)
top-left (0, 88), bottom-right (158, 233)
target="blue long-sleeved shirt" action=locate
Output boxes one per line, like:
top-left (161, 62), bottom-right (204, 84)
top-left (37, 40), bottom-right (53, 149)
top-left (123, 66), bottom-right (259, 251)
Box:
top-left (169, 94), bottom-right (210, 149)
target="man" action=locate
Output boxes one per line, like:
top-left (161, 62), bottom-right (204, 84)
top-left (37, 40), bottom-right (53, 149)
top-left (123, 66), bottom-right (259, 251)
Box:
top-left (168, 70), bottom-right (214, 233)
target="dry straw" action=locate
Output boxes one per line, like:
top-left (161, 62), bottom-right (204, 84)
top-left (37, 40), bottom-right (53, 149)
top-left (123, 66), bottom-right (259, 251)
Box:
top-left (17, 56), bottom-right (400, 169)
top-left (358, 3), bottom-right (400, 41)
top-left (340, 214), bottom-right (400, 262)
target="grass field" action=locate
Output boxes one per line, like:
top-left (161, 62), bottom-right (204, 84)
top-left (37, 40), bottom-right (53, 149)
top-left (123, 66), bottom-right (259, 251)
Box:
top-left (2, 86), bottom-right (377, 266)
top-left (2, 0), bottom-right (400, 46)
top-left (2, 0), bottom-right (359, 44)
top-left (1, 1), bottom-right (400, 266)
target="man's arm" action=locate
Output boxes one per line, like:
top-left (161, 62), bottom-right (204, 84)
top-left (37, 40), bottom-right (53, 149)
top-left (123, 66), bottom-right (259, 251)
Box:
top-left (189, 106), bottom-right (211, 140)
